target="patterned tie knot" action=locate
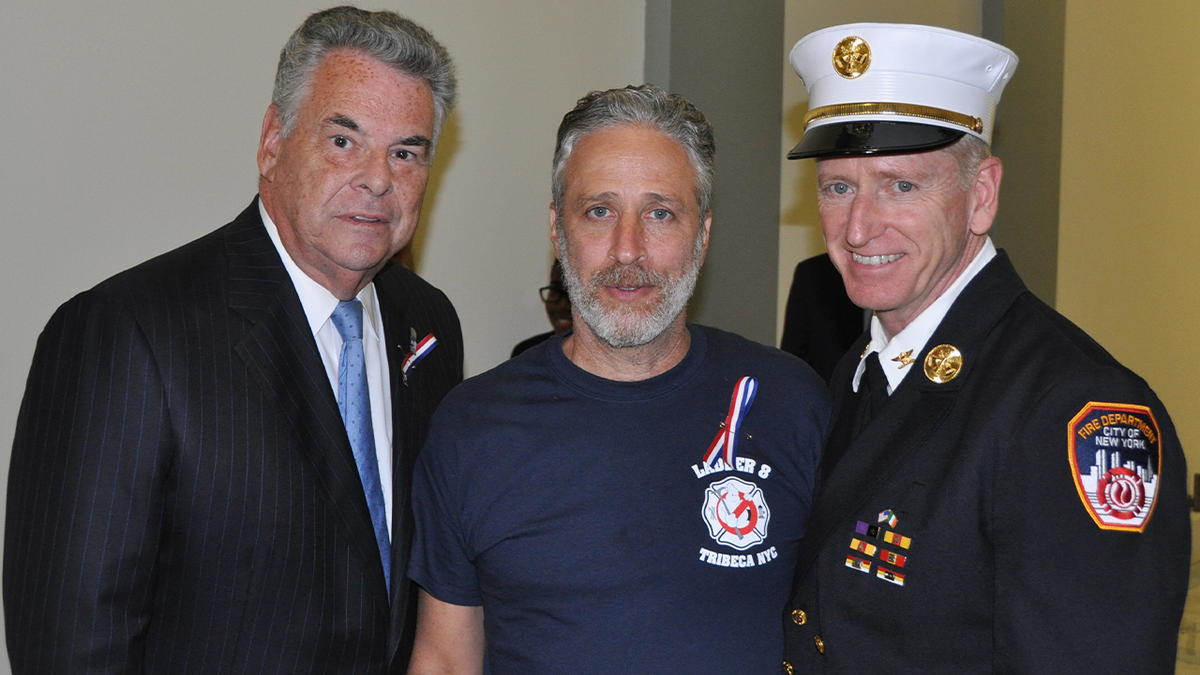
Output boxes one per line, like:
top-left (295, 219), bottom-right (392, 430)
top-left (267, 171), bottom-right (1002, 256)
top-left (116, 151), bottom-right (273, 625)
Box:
top-left (330, 299), bottom-right (364, 343)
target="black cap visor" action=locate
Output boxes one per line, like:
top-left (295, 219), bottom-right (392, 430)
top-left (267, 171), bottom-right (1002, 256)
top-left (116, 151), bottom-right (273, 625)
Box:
top-left (787, 120), bottom-right (965, 160)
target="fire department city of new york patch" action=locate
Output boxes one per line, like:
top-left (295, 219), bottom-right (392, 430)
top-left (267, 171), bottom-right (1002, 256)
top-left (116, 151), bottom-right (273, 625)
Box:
top-left (1069, 401), bottom-right (1162, 532)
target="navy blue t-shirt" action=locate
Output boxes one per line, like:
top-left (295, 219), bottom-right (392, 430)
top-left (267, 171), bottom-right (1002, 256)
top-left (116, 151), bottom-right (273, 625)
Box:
top-left (410, 325), bottom-right (829, 674)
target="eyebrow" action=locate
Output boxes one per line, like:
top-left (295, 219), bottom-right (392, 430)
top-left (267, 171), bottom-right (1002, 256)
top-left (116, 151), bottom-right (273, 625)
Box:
top-left (324, 115), bottom-right (431, 148)
top-left (327, 114), bottom-right (360, 132)
top-left (574, 191), bottom-right (686, 207)
top-left (644, 192), bottom-right (684, 207)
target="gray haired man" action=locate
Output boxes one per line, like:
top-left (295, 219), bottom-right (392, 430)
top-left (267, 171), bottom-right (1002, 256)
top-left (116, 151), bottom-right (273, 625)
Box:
top-left (406, 85), bottom-right (829, 674)
top-left (5, 6), bottom-right (462, 672)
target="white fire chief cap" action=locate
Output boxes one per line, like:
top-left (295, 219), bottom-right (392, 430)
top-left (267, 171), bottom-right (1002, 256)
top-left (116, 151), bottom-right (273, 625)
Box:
top-left (787, 23), bottom-right (1018, 160)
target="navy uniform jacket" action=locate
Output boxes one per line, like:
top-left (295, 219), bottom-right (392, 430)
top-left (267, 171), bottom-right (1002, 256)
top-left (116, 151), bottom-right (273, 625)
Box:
top-left (783, 252), bottom-right (1189, 673)
top-left (5, 200), bottom-right (463, 674)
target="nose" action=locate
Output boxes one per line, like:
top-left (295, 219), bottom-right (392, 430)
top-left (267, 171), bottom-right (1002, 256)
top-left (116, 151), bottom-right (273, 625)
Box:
top-left (609, 212), bottom-right (647, 266)
top-left (844, 191), bottom-right (883, 248)
top-left (356, 149), bottom-right (392, 197)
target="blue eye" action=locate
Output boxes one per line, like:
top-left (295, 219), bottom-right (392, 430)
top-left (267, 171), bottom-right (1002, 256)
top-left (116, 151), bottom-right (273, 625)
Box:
top-left (896, 181), bottom-right (914, 192)
top-left (650, 209), bottom-right (671, 220)
top-left (588, 207), bottom-right (610, 218)
top-left (831, 183), bottom-right (849, 195)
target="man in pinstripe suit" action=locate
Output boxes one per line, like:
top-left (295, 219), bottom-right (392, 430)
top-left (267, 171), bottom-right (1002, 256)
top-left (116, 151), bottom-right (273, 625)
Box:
top-left (4, 7), bottom-right (462, 673)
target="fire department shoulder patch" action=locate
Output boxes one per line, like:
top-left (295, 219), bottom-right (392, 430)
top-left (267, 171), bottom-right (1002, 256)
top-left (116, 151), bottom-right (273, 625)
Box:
top-left (1068, 402), bottom-right (1162, 532)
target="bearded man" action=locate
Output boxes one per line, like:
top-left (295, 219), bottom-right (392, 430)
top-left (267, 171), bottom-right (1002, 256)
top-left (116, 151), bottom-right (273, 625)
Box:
top-left (405, 85), bottom-right (829, 674)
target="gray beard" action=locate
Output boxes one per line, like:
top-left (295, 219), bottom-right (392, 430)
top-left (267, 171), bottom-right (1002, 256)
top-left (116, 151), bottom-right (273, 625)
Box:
top-left (557, 231), bottom-right (704, 349)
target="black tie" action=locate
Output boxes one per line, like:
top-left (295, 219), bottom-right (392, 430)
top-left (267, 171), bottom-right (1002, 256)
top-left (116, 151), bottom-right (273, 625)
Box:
top-left (819, 352), bottom-right (892, 483)
top-left (854, 352), bottom-right (890, 437)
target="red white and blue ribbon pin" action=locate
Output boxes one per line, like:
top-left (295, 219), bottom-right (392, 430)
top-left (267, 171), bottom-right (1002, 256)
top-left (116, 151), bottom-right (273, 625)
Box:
top-left (702, 376), bottom-right (758, 469)
top-left (401, 333), bottom-right (438, 385)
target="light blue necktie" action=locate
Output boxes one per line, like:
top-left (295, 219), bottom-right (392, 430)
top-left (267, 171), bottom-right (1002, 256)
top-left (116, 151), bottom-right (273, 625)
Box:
top-left (330, 299), bottom-right (391, 592)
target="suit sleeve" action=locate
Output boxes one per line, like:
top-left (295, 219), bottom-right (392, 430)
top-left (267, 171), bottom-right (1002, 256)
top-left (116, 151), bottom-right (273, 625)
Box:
top-left (5, 295), bottom-right (173, 673)
top-left (991, 370), bottom-right (1190, 673)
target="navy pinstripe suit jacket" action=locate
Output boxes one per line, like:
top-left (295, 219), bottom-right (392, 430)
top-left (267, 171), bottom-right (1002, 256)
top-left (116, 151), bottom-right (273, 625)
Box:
top-left (4, 200), bottom-right (463, 673)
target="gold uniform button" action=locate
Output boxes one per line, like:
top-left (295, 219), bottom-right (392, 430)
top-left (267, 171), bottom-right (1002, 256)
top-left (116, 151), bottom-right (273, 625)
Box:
top-left (814, 634), bottom-right (825, 654)
top-left (782, 661), bottom-right (794, 675)
top-left (791, 609), bottom-right (808, 625)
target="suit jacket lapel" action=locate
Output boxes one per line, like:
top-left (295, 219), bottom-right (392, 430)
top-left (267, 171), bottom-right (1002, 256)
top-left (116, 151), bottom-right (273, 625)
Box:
top-left (380, 294), bottom-right (413, 493)
top-left (224, 200), bottom-right (389, 602)
top-left (376, 274), bottom-right (423, 673)
top-left (379, 290), bottom-right (413, 573)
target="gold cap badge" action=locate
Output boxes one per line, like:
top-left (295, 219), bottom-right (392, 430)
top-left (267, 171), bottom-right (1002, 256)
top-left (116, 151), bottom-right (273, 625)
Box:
top-left (833, 36), bottom-right (871, 79)
top-left (923, 344), bottom-right (963, 383)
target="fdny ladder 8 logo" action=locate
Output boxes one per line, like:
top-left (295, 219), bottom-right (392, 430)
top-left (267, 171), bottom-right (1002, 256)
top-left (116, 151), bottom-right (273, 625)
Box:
top-left (702, 476), bottom-right (770, 550)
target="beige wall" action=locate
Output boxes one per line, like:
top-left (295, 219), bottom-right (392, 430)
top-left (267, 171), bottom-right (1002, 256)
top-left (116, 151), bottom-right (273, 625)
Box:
top-left (1057, 0), bottom-right (1200, 474)
top-left (778, 0), bottom-right (984, 344)
top-left (0, 1), bottom-right (643, 668)
top-left (408, 2), bottom-right (645, 377)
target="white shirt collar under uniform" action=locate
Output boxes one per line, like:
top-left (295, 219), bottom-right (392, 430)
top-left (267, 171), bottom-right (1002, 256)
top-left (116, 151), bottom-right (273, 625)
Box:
top-left (852, 237), bottom-right (997, 394)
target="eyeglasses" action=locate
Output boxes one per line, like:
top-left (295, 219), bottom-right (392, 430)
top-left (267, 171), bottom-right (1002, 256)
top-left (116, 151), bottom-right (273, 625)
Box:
top-left (539, 285), bottom-right (569, 303)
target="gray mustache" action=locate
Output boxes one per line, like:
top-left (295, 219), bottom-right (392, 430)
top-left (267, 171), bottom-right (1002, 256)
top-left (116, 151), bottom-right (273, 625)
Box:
top-left (591, 264), bottom-right (667, 288)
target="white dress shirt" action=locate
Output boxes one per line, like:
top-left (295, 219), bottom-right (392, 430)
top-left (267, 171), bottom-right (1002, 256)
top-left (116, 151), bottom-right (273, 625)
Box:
top-left (853, 237), bottom-right (997, 395)
top-left (260, 201), bottom-right (394, 535)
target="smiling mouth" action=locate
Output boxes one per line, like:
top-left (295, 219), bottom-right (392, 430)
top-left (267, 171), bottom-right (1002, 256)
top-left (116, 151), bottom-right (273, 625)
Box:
top-left (350, 215), bottom-right (384, 223)
top-left (852, 253), bottom-right (905, 266)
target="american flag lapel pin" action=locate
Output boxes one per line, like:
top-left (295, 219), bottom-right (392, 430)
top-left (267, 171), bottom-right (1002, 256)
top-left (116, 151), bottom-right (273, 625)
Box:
top-left (401, 331), bottom-right (439, 386)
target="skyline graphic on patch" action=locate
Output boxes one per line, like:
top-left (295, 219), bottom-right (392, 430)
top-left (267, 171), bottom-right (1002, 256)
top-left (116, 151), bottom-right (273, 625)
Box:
top-left (1069, 402), bottom-right (1162, 532)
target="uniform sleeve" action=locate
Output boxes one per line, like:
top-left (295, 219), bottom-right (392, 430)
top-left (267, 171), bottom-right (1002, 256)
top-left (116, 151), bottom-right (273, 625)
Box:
top-left (992, 369), bottom-right (1190, 673)
top-left (4, 296), bottom-right (173, 673)
top-left (408, 406), bottom-right (484, 607)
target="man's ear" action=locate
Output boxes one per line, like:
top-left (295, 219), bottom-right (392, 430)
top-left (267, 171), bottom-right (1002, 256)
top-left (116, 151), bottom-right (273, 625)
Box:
top-left (549, 202), bottom-right (560, 252)
top-left (698, 212), bottom-right (712, 263)
top-left (258, 104), bottom-right (284, 181)
top-left (968, 156), bottom-right (1003, 236)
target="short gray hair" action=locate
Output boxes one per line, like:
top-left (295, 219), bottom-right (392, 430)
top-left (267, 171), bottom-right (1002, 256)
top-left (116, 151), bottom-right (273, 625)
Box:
top-left (944, 133), bottom-right (992, 190)
top-left (272, 6), bottom-right (457, 146)
top-left (552, 85), bottom-right (716, 224)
